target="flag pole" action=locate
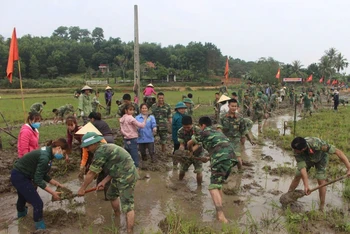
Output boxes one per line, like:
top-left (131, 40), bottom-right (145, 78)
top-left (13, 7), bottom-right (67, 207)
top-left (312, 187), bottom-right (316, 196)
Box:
top-left (17, 60), bottom-right (26, 123)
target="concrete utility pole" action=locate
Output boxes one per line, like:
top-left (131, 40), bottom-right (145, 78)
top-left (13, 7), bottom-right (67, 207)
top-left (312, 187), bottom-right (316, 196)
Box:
top-left (134, 5), bottom-right (141, 101)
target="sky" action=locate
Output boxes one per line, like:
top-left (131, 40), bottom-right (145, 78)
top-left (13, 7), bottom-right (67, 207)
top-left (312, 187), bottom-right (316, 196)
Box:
top-left (1, 0), bottom-right (350, 73)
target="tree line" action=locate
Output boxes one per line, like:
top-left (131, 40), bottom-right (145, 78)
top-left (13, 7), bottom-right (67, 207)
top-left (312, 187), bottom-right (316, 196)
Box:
top-left (0, 26), bottom-right (348, 84)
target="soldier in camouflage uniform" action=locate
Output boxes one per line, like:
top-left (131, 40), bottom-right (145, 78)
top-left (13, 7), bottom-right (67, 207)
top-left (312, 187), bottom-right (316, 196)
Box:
top-left (187, 116), bottom-right (238, 223)
top-left (269, 91), bottom-right (279, 111)
top-left (240, 118), bottom-right (254, 145)
top-left (242, 93), bottom-right (251, 117)
top-left (151, 92), bottom-right (172, 152)
top-left (219, 82), bottom-right (228, 95)
top-left (78, 132), bottom-right (138, 233)
top-left (30, 101), bottom-right (46, 114)
top-left (117, 93), bottom-right (139, 117)
top-left (183, 98), bottom-right (194, 116)
top-left (300, 90), bottom-right (314, 117)
top-left (219, 99), bottom-right (254, 169)
top-left (252, 92), bottom-right (266, 134)
top-left (52, 104), bottom-right (75, 124)
top-left (288, 137), bottom-right (350, 211)
top-left (177, 116), bottom-right (203, 185)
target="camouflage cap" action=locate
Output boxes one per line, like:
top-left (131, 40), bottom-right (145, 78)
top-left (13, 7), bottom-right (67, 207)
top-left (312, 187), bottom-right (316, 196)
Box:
top-left (81, 132), bottom-right (104, 148)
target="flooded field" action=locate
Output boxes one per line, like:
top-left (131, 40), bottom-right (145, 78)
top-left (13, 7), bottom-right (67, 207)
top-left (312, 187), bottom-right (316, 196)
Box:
top-left (1, 113), bottom-right (349, 234)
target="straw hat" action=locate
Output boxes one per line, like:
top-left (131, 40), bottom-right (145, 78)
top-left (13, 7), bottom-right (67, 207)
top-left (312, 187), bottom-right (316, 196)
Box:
top-left (75, 122), bottom-right (102, 136)
top-left (218, 95), bottom-right (231, 103)
top-left (81, 85), bottom-right (93, 91)
top-left (147, 83), bottom-right (154, 87)
top-left (105, 86), bottom-right (112, 90)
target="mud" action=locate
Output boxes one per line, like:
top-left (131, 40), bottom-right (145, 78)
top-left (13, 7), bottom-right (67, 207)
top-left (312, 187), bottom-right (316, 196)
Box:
top-left (279, 189), bottom-right (305, 207)
top-left (54, 187), bottom-right (75, 201)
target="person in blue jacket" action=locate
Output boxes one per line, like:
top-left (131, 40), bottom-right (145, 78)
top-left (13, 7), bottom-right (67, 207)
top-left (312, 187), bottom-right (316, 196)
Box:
top-left (172, 102), bottom-right (188, 168)
top-left (10, 138), bottom-right (70, 230)
top-left (136, 103), bottom-right (157, 162)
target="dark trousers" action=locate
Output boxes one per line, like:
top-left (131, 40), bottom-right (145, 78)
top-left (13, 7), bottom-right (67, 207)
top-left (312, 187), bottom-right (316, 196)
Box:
top-left (124, 138), bottom-right (139, 168)
top-left (138, 142), bottom-right (155, 160)
top-left (10, 169), bottom-right (43, 222)
top-left (173, 143), bottom-right (180, 166)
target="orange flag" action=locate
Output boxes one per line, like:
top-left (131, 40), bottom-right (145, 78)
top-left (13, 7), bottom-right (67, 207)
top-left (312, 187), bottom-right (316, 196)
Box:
top-left (306, 74), bottom-right (313, 82)
top-left (6, 28), bottom-right (19, 83)
top-left (224, 57), bottom-right (229, 80)
top-left (275, 68), bottom-right (280, 79)
top-left (319, 77), bottom-right (324, 83)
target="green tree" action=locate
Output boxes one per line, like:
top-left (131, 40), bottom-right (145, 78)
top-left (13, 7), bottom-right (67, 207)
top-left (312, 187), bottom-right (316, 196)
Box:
top-left (319, 56), bottom-right (334, 79)
top-left (52, 26), bottom-right (69, 39)
top-left (47, 66), bottom-right (58, 79)
top-left (68, 26), bottom-right (81, 41)
top-left (334, 53), bottom-right (348, 73)
top-left (291, 60), bottom-right (303, 77)
top-left (77, 58), bottom-right (86, 73)
top-left (92, 27), bottom-right (104, 44)
top-left (29, 55), bottom-right (40, 79)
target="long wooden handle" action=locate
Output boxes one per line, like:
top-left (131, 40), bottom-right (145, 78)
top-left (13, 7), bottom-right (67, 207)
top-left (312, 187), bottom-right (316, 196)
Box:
top-left (309, 175), bottom-right (347, 193)
top-left (84, 187), bottom-right (97, 194)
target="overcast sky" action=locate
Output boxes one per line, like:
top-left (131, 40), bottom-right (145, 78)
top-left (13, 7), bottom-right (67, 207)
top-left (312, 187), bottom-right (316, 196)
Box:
top-left (1, 0), bottom-right (350, 73)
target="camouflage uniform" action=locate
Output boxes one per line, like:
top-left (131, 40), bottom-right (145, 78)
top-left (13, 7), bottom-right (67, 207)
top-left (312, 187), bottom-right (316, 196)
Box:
top-left (56, 104), bottom-right (75, 118)
top-left (151, 103), bottom-right (172, 144)
top-left (302, 95), bottom-right (314, 116)
top-left (269, 93), bottom-right (278, 111)
top-left (242, 97), bottom-right (251, 117)
top-left (243, 118), bottom-right (253, 131)
top-left (177, 126), bottom-right (203, 173)
top-left (30, 103), bottom-right (44, 113)
top-left (219, 113), bottom-right (247, 157)
top-left (294, 137), bottom-right (336, 180)
top-left (91, 96), bottom-right (100, 113)
top-left (219, 85), bottom-right (228, 95)
top-left (185, 103), bottom-right (194, 116)
top-left (191, 127), bottom-right (238, 190)
top-left (89, 143), bottom-right (138, 213)
top-left (252, 97), bottom-right (266, 124)
top-left (117, 102), bottom-right (139, 117)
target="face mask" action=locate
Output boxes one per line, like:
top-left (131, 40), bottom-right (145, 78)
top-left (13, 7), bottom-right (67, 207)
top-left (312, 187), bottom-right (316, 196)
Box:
top-left (31, 122), bottom-right (41, 129)
top-left (54, 149), bottom-right (64, 160)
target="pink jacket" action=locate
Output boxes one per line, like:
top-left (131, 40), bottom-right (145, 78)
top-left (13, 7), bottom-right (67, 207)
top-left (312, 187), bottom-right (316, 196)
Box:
top-left (17, 124), bottom-right (39, 158)
top-left (143, 87), bottom-right (156, 96)
top-left (120, 114), bottom-right (146, 139)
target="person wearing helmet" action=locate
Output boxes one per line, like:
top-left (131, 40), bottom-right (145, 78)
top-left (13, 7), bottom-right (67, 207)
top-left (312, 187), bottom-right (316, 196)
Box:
top-left (172, 102), bottom-right (188, 168)
top-left (77, 132), bottom-right (138, 233)
top-left (78, 85), bottom-right (93, 124)
top-left (104, 86), bottom-right (114, 115)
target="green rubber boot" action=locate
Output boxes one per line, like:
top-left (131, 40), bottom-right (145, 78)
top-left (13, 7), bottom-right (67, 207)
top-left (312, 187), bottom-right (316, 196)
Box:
top-left (17, 207), bottom-right (28, 218)
top-left (35, 220), bottom-right (46, 230)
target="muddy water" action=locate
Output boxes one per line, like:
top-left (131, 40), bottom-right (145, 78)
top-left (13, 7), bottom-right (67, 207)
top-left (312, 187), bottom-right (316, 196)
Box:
top-left (1, 114), bottom-right (349, 233)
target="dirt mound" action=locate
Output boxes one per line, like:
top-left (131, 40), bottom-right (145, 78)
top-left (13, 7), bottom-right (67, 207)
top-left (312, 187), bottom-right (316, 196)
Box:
top-left (54, 187), bottom-right (75, 201)
top-left (279, 189), bottom-right (305, 207)
top-left (44, 209), bottom-right (86, 227)
top-left (0, 149), bottom-right (17, 193)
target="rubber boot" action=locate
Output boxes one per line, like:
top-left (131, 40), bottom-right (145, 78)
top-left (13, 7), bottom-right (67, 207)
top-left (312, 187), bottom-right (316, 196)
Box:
top-left (150, 154), bottom-right (157, 163)
top-left (35, 220), bottom-right (46, 230)
top-left (17, 207), bottom-right (28, 218)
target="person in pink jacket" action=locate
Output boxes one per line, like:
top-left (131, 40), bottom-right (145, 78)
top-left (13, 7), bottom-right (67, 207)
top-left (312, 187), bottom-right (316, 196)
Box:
top-left (143, 83), bottom-right (156, 97)
top-left (120, 104), bottom-right (147, 168)
top-left (17, 112), bottom-right (41, 158)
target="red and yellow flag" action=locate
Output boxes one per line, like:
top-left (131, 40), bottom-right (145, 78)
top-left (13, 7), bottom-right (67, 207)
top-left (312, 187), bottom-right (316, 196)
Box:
top-left (6, 28), bottom-right (19, 83)
top-left (224, 57), bottom-right (229, 80)
top-left (275, 68), bottom-right (280, 79)
top-left (306, 74), bottom-right (313, 82)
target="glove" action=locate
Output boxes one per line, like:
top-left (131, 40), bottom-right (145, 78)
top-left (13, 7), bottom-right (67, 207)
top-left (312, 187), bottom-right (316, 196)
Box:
top-left (80, 111), bottom-right (84, 117)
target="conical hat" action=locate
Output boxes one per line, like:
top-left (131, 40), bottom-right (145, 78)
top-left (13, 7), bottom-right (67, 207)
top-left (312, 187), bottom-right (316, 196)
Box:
top-left (81, 85), bottom-right (93, 91)
top-left (75, 122), bottom-right (102, 135)
top-left (147, 83), bottom-right (154, 87)
top-left (105, 86), bottom-right (112, 90)
top-left (218, 94), bottom-right (230, 103)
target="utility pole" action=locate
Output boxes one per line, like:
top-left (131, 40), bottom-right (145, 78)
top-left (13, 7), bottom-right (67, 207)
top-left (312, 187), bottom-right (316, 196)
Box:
top-left (134, 5), bottom-right (141, 102)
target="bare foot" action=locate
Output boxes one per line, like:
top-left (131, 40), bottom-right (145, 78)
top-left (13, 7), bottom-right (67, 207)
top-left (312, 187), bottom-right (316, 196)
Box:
top-left (218, 217), bottom-right (228, 223)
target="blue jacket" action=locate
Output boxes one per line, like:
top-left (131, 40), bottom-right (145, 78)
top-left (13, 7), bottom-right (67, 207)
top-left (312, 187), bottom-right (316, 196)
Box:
top-left (135, 114), bottom-right (157, 143)
top-left (172, 111), bottom-right (185, 143)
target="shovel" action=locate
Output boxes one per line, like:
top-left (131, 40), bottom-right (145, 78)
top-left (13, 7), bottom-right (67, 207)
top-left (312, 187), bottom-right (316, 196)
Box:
top-left (280, 175), bottom-right (347, 206)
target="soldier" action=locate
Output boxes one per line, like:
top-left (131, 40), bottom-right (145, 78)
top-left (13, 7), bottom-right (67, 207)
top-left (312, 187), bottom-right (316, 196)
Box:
top-left (78, 132), bottom-right (138, 233)
top-left (117, 94), bottom-right (139, 118)
top-left (269, 91), bottom-right (279, 111)
top-left (219, 99), bottom-right (254, 169)
top-left (252, 92), bottom-right (266, 134)
top-left (231, 92), bottom-right (240, 106)
top-left (219, 82), bottom-right (228, 95)
top-left (241, 118), bottom-right (254, 145)
top-left (52, 104), bottom-right (75, 124)
top-left (301, 90), bottom-right (314, 117)
top-left (151, 92), bottom-right (172, 152)
top-left (105, 86), bottom-right (114, 115)
top-left (78, 85), bottom-right (93, 124)
top-left (213, 92), bottom-right (220, 121)
top-left (30, 101), bottom-right (46, 114)
top-left (242, 93), bottom-right (251, 117)
top-left (177, 116), bottom-right (203, 186)
top-left (187, 116), bottom-right (238, 223)
top-left (183, 98), bottom-right (194, 116)
top-left (288, 137), bottom-right (350, 211)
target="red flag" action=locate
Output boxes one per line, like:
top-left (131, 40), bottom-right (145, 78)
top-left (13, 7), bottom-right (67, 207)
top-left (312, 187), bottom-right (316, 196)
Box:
top-left (306, 74), bottom-right (313, 82)
top-left (224, 57), bottom-right (229, 80)
top-left (6, 28), bottom-right (19, 83)
top-left (326, 79), bottom-right (331, 85)
top-left (331, 80), bottom-right (337, 85)
top-left (275, 68), bottom-right (280, 79)
top-left (319, 77), bottom-right (324, 83)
